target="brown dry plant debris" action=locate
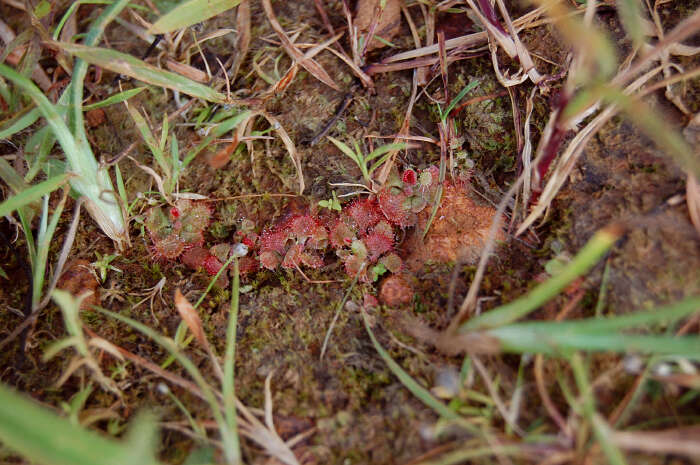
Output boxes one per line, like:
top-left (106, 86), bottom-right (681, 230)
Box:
top-left (56, 259), bottom-right (100, 311)
top-left (404, 183), bottom-right (504, 270)
top-left (354, 0), bottom-right (402, 52)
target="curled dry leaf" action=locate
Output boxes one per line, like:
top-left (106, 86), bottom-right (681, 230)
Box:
top-left (56, 259), bottom-right (100, 310)
top-left (174, 288), bottom-right (207, 348)
top-left (355, 0), bottom-right (402, 52)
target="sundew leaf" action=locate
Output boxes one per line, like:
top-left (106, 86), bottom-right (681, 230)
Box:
top-left (149, 0), bottom-right (242, 34)
top-left (56, 42), bottom-right (226, 103)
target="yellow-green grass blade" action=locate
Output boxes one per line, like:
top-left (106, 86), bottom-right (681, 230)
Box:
top-left (360, 307), bottom-right (459, 420)
top-left (460, 225), bottom-right (622, 332)
top-left (223, 259), bottom-right (242, 464)
top-left (0, 383), bottom-right (163, 465)
top-left (488, 327), bottom-right (700, 357)
top-left (0, 63), bottom-right (126, 244)
top-left (0, 105), bottom-right (40, 139)
top-left (0, 173), bottom-right (69, 217)
top-left (149, 0), bottom-right (242, 34)
top-left (57, 42), bottom-right (226, 103)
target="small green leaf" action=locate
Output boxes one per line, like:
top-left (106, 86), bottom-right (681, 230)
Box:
top-left (371, 262), bottom-right (388, 282)
top-left (33, 0), bottom-right (51, 19)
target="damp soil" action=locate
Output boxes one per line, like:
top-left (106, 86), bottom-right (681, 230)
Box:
top-left (1, 0), bottom-right (699, 464)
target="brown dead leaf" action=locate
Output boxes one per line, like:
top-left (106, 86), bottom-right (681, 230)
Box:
top-left (85, 108), bottom-right (106, 128)
top-left (207, 138), bottom-right (239, 169)
top-left (174, 288), bottom-right (207, 348)
top-left (355, 0), bottom-right (402, 52)
top-left (56, 259), bottom-right (100, 310)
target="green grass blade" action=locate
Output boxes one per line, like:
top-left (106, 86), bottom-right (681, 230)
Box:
top-left (0, 63), bottom-right (126, 244)
top-left (95, 306), bottom-right (231, 444)
top-left (33, 193), bottom-right (68, 308)
top-left (360, 307), bottom-right (459, 420)
top-left (149, 0), bottom-right (242, 34)
top-left (491, 296), bottom-right (700, 335)
top-left (443, 80), bottom-right (480, 120)
top-left (70, 0), bottom-right (131, 146)
top-left (0, 64), bottom-right (83, 171)
top-left (365, 143), bottom-right (406, 163)
top-left (413, 445), bottom-right (524, 465)
top-left (0, 173), bottom-right (69, 217)
top-left (0, 158), bottom-right (31, 195)
top-left (0, 106), bottom-right (40, 139)
top-left (222, 259), bottom-right (242, 464)
top-left (83, 87), bottom-right (146, 110)
top-left (327, 136), bottom-right (362, 167)
top-left (488, 327), bottom-right (700, 357)
top-left (125, 105), bottom-right (169, 178)
top-left (617, 0), bottom-right (645, 47)
top-left (570, 354), bottom-right (629, 465)
top-left (460, 226), bottom-right (622, 331)
top-left (58, 42), bottom-right (226, 103)
top-left (0, 383), bottom-right (163, 465)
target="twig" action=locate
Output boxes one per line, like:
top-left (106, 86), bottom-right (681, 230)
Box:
top-left (309, 92), bottom-right (354, 146)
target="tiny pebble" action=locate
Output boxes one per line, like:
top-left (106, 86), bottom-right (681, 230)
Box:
top-left (232, 242), bottom-right (249, 257)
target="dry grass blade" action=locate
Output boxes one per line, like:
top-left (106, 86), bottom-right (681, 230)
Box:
top-left (234, 389), bottom-right (300, 465)
top-left (261, 0), bottom-right (340, 91)
top-left (612, 427), bottom-right (700, 457)
top-left (516, 64), bottom-right (662, 236)
top-left (165, 59), bottom-right (209, 83)
top-left (230, 0), bottom-right (251, 82)
top-left (684, 112), bottom-right (700, 235)
top-left (687, 175), bottom-right (700, 236)
top-left (260, 112), bottom-right (305, 194)
top-left (377, 70), bottom-right (418, 184)
top-left (382, 7), bottom-right (546, 64)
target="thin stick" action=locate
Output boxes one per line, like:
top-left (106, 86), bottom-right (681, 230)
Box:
top-left (320, 265), bottom-right (363, 360)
